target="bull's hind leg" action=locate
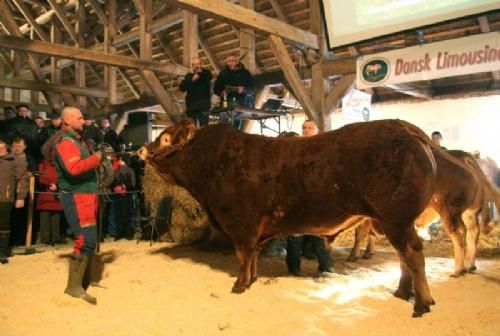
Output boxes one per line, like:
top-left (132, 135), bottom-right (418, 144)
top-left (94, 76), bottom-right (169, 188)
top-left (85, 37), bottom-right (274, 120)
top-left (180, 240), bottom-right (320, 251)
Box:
top-left (347, 225), bottom-right (365, 262)
top-left (232, 245), bottom-right (258, 293)
top-left (362, 234), bottom-right (376, 259)
top-left (441, 212), bottom-right (467, 277)
top-left (385, 225), bottom-right (434, 317)
top-left (462, 209), bottom-right (480, 273)
top-left (394, 261), bottom-right (413, 300)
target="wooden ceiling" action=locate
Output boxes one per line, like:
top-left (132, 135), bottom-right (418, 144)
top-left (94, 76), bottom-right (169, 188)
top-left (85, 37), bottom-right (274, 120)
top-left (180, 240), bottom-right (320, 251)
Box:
top-left (0, 0), bottom-right (499, 115)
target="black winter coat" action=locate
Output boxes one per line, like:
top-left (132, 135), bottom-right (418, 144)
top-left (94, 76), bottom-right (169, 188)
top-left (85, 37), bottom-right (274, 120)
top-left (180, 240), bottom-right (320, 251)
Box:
top-left (179, 68), bottom-right (213, 112)
top-left (214, 64), bottom-right (254, 101)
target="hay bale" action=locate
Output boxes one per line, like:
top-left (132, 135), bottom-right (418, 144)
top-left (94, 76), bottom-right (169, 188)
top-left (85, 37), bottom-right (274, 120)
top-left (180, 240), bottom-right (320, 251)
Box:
top-left (142, 164), bottom-right (210, 244)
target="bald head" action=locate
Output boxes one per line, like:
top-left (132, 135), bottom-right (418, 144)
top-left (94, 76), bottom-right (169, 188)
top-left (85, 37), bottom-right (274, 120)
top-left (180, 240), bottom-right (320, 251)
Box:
top-left (62, 107), bottom-right (84, 132)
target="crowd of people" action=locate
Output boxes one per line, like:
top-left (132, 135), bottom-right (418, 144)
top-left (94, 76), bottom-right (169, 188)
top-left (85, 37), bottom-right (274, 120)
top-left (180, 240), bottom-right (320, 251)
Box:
top-left (0, 104), bottom-right (143, 266)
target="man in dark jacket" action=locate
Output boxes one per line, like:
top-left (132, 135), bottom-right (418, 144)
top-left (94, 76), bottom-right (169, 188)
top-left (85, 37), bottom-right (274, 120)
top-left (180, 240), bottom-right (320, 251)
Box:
top-left (7, 105), bottom-right (39, 160)
top-left (100, 118), bottom-right (121, 151)
top-left (81, 114), bottom-right (103, 152)
top-left (0, 106), bottom-right (16, 134)
top-left (179, 57), bottom-right (213, 127)
top-left (214, 55), bottom-right (254, 107)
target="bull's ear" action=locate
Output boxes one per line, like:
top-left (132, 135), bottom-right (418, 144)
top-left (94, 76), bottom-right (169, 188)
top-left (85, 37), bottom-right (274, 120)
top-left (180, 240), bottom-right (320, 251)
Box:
top-left (185, 123), bottom-right (195, 142)
top-left (178, 121), bottom-right (196, 145)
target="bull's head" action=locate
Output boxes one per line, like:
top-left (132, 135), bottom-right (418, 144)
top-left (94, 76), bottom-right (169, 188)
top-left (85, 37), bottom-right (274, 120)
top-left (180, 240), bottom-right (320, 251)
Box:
top-left (138, 118), bottom-right (196, 163)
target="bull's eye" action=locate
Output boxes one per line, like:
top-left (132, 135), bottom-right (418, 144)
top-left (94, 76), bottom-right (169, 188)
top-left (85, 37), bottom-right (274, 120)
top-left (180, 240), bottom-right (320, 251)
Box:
top-left (160, 134), bottom-right (172, 148)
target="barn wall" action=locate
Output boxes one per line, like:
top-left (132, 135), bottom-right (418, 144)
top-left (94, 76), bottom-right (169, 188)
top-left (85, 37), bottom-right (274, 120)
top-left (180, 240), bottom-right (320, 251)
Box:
top-left (370, 95), bottom-right (500, 165)
top-left (249, 94), bottom-right (500, 165)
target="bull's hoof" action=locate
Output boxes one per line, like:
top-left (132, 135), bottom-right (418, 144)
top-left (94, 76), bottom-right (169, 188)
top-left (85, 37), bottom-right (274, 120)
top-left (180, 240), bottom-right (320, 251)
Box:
top-left (467, 266), bottom-right (477, 273)
top-left (362, 253), bottom-right (374, 260)
top-left (231, 283), bottom-right (247, 294)
top-left (346, 255), bottom-right (359, 262)
top-left (394, 290), bottom-right (413, 301)
top-left (393, 289), bottom-right (414, 301)
top-left (450, 269), bottom-right (467, 278)
top-left (412, 302), bottom-right (432, 318)
top-left (250, 277), bottom-right (258, 285)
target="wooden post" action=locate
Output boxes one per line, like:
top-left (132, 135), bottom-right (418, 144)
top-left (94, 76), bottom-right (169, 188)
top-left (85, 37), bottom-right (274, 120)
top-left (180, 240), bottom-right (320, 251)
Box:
top-left (182, 10), bottom-right (198, 67)
top-left (105, 0), bottom-right (117, 110)
top-left (139, 0), bottom-right (153, 94)
top-left (12, 52), bottom-right (21, 103)
top-left (239, 0), bottom-right (256, 73)
top-left (75, 0), bottom-right (87, 108)
top-left (268, 35), bottom-right (320, 126)
top-left (0, 60), bottom-right (4, 100)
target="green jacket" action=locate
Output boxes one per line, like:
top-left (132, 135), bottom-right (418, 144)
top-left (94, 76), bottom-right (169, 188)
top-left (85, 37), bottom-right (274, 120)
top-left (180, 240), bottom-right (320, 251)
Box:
top-left (54, 129), bottom-right (100, 193)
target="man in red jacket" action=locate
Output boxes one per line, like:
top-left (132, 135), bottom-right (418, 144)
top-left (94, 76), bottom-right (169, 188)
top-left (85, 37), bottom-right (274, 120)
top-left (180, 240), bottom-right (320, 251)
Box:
top-left (54, 107), bottom-right (102, 304)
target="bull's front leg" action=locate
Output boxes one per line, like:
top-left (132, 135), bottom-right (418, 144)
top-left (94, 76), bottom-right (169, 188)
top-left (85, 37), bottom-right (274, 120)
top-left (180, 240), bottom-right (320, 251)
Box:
top-left (232, 245), bottom-right (257, 293)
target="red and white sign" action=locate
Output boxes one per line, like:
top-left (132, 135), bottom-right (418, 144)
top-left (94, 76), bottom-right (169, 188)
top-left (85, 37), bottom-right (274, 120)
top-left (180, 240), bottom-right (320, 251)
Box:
top-left (356, 32), bottom-right (500, 89)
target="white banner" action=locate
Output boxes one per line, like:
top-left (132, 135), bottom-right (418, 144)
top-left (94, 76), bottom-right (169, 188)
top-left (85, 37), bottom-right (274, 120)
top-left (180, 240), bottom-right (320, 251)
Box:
top-left (356, 32), bottom-right (500, 89)
top-left (341, 89), bottom-right (372, 124)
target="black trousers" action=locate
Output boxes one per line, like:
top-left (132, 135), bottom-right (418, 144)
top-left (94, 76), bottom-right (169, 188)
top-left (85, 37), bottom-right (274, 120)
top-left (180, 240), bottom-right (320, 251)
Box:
top-left (39, 211), bottom-right (61, 244)
top-left (186, 109), bottom-right (209, 127)
top-left (0, 202), bottom-right (13, 256)
top-left (286, 235), bottom-right (333, 273)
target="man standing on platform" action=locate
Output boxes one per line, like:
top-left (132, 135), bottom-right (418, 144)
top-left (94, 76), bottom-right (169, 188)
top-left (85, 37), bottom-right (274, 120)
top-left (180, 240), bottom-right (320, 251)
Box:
top-left (54, 107), bottom-right (102, 304)
top-left (179, 57), bottom-right (213, 127)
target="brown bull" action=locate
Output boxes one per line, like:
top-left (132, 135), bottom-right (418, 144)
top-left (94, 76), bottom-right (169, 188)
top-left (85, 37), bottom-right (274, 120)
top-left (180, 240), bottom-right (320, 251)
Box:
top-left (348, 149), bottom-right (499, 276)
top-left (140, 119), bottom-right (437, 317)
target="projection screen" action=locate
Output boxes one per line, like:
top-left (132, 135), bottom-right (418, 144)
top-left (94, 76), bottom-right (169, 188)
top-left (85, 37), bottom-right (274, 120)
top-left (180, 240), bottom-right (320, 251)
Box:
top-left (322, 0), bottom-right (500, 48)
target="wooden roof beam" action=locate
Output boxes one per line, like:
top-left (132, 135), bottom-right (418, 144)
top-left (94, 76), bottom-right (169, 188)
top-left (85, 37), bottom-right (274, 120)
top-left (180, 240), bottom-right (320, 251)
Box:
top-left (117, 68), bottom-right (140, 99)
top-left (47, 0), bottom-right (79, 43)
top-left (167, 0), bottom-right (319, 49)
top-left (324, 74), bottom-right (356, 113)
top-left (0, 34), bottom-right (188, 75)
top-left (321, 58), bottom-right (357, 77)
top-left (0, 77), bottom-right (107, 98)
top-left (0, 0), bottom-right (61, 108)
top-left (268, 0), bottom-right (288, 23)
top-left (198, 36), bottom-right (221, 73)
top-left (113, 11), bottom-right (183, 47)
top-left (12, 0), bottom-right (50, 42)
top-left (268, 34), bottom-right (320, 124)
top-left (139, 69), bottom-right (182, 123)
top-left (87, 0), bottom-right (108, 26)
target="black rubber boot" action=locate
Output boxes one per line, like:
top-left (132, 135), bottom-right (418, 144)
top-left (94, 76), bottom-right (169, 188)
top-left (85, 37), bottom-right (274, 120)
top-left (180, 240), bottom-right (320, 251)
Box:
top-left (65, 254), bottom-right (97, 304)
top-left (0, 232), bottom-right (10, 264)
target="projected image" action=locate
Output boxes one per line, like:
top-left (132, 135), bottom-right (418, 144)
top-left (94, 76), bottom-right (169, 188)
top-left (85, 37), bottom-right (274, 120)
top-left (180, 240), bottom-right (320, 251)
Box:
top-left (357, 0), bottom-right (470, 25)
top-left (322, 0), bottom-right (500, 47)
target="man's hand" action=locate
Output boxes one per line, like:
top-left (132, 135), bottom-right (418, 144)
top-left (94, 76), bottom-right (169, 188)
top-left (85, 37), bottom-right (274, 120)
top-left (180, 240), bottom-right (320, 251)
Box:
top-left (237, 86), bottom-right (244, 94)
top-left (49, 183), bottom-right (57, 191)
top-left (95, 150), bottom-right (103, 160)
top-left (15, 199), bottom-right (25, 208)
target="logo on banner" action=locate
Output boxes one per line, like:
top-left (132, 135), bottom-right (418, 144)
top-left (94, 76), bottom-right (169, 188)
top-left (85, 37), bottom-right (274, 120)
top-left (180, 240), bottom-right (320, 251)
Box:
top-left (360, 58), bottom-right (390, 85)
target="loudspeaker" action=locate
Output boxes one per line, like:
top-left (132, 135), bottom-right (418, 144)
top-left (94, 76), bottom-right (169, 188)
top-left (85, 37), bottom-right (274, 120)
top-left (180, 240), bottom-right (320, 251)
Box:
top-left (127, 112), bottom-right (151, 148)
